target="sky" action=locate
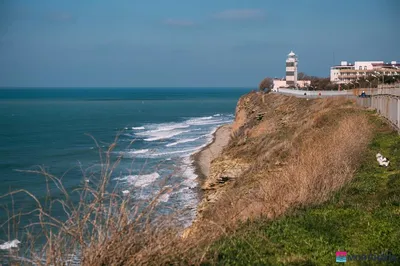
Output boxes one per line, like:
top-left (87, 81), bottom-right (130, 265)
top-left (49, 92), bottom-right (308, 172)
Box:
top-left (0, 0), bottom-right (399, 87)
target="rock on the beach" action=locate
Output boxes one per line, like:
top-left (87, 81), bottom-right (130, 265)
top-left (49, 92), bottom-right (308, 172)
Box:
top-left (376, 153), bottom-right (390, 167)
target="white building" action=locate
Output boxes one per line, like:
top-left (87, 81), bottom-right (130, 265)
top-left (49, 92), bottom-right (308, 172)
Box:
top-left (273, 51), bottom-right (311, 90)
top-left (330, 60), bottom-right (400, 84)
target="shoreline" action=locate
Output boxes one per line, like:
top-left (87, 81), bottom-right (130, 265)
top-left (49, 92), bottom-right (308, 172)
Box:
top-left (183, 124), bottom-right (232, 237)
top-left (191, 124), bottom-right (232, 188)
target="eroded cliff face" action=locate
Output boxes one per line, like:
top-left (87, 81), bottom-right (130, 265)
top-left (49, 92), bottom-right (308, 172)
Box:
top-left (201, 91), bottom-right (317, 196)
top-left (187, 91), bottom-right (372, 238)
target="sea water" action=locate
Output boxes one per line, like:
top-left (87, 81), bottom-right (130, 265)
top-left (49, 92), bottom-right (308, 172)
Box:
top-left (0, 87), bottom-right (250, 250)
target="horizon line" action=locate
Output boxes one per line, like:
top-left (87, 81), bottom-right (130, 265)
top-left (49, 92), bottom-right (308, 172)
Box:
top-left (0, 86), bottom-right (256, 89)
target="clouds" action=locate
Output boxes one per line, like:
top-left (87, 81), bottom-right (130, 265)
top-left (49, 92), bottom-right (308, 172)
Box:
top-left (213, 9), bottom-right (265, 20)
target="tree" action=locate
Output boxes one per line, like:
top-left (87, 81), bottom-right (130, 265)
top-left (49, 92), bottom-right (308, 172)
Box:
top-left (308, 77), bottom-right (330, 90)
top-left (298, 72), bottom-right (312, 81)
top-left (259, 77), bottom-right (273, 92)
top-left (356, 76), bottom-right (377, 88)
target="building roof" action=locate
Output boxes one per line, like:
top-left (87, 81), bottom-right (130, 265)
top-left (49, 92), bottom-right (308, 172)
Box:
top-left (288, 51), bottom-right (296, 57)
top-left (331, 65), bottom-right (354, 69)
top-left (372, 62), bottom-right (400, 67)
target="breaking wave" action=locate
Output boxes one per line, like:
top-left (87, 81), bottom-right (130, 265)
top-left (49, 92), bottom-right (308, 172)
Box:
top-left (115, 172), bottom-right (160, 188)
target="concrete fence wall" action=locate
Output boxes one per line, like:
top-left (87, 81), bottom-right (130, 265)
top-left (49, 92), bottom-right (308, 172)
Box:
top-left (352, 85), bottom-right (400, 97)
top-left (275, 88), bottom-right (350, 97)
top-left (355, 86), bottom-right (400, 133)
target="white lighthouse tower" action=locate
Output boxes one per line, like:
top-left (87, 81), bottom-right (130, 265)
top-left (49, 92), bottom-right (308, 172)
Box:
top-left (286, 51), bottom-right (298, 87)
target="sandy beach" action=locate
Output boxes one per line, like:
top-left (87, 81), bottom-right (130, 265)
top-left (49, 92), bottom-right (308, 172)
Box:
top-left (182, 124), bottom-right (232, 238)
top-left (192, 124), bottom-right (232, 180)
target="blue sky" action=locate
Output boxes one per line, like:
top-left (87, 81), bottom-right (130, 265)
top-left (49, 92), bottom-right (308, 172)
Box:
top-left (0, 0), bottom-right (399, 87)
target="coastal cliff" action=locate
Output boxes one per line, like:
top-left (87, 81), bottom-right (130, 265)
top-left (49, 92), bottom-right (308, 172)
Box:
top-left (188, 91), bottom-right (373, 237)
top-left (27, 90), bottom-right (398, 265)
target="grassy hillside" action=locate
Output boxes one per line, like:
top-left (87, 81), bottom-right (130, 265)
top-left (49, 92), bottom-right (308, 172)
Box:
top-left (190, 93), bottom-right (374, 238)
top-left (203, 114), bottom-right (400, 265)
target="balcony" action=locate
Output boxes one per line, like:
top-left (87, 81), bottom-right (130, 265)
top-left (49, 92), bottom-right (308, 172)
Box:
top-left (338, 74), bottom-right (358, 79)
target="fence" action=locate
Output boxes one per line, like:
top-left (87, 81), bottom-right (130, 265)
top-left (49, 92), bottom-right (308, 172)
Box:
top-left (275, 88), bottom-right (350, 97)
top-left (355, 86), bottom-right (400, 133)
top-left (274, 85), bottom-right (400, 132)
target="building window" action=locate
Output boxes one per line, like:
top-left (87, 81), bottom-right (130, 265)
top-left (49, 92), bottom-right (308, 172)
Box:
top-left (359, 66), bottom-right (362, 70)
top-left (286, 71), bottom-right (295, 76)
top-left (364, 66), bottom-right (367, 70)
top-left (286, 62), bottom-right (295, 67)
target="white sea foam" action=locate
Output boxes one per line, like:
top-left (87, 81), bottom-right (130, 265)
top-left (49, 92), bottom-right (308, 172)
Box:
top-left (181, 157), bottom-right (197, 178)
top-left (0, 239), bottom-right (20, 250)
top-left (158, 193), bottom-right (170, 203)
top-left (143, 130), bottom-right (191, 142)
top-left (140, 147), bottom-right (200, 158)
top-left (131, 172), bottom-right (160, 187)
top-left (114, 114), bottom-right (234, 227)
top-left (186, 118), bottom-right (223, 126)
top-left (129, 149), bottom-right (149, 154)
top-left (165, 137), bottom-right (202, 147)
top-left (179, 157), bottom-right (198, 189)
top-left (136, 123), bottom-right (190, 136)
top-left (153, 123), bottom-right (190, 132)
top-left (135, 116), bottom-right (227, 142)
top-left (181, 179), bottom-right (197, 188)
top-left (132, 126), bottom-right (145, 130)
top-left (199, 116), bottom-right (213, 120)
top-left (176, 187), bottom-right (198, 227)
top-left (116, 172), bottom-right (160, 188)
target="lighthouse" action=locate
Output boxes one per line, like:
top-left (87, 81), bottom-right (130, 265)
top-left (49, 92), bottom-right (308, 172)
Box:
top-left (286, 51), bottom-right (298, 87)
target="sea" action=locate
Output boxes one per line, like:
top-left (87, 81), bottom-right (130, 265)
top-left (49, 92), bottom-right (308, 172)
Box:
top-left (0, 87), bottom-right (250, 252)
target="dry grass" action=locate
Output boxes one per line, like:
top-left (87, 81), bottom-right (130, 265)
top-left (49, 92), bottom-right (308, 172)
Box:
top-left (193, 93), bottom-right (374, 241)
top-left (257, 113), bottom-right (372, 217)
